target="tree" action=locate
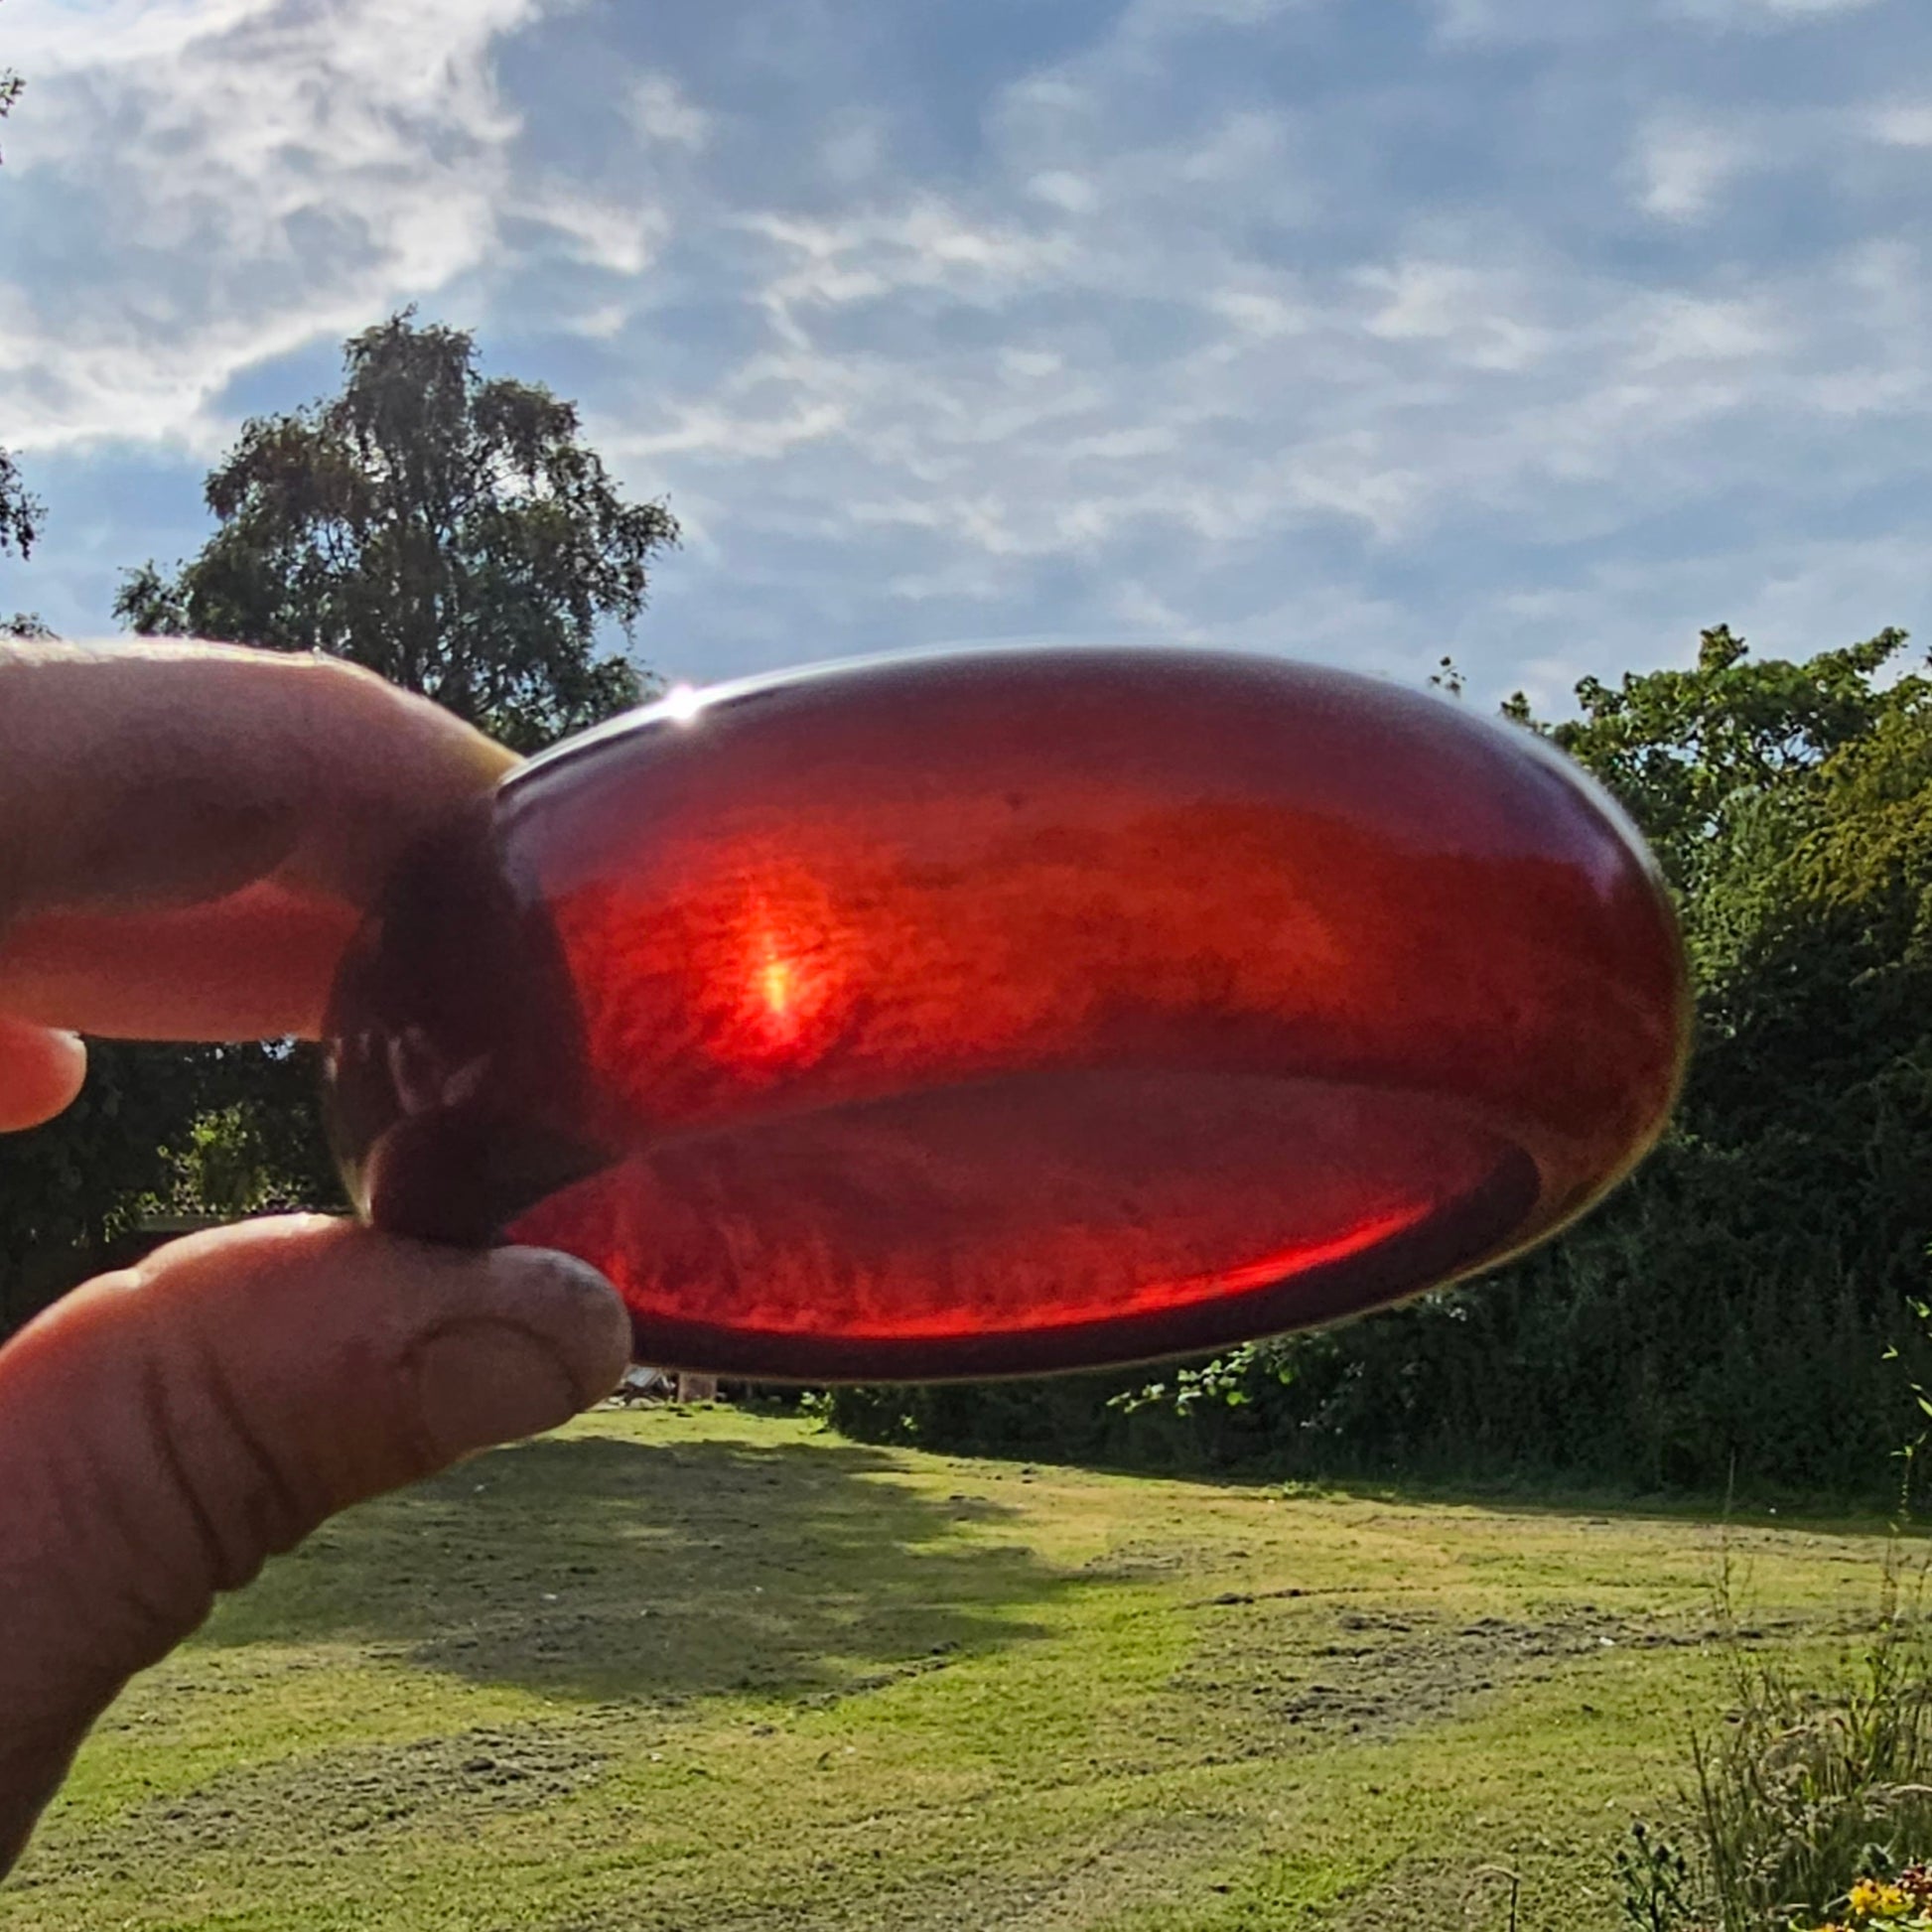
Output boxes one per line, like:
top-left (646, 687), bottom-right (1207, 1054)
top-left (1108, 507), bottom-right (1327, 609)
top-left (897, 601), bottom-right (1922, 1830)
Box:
top-left (0, 436), bottom-right (41, 637)
top-left (0, 449), bottom-right (36, 566)
top-left (832, 627), bottom-right (1932, 1501)
top-left (2, 317), bottom-right (676, 1335)
top-left (0, 1044), bottom-right (214, 1331)
top-left (1506, 624), bottom-right (1919, 895)
top-left (0, 58), bottom-right (44, 633)
top-left (119, 311), bottom-right (678, 751)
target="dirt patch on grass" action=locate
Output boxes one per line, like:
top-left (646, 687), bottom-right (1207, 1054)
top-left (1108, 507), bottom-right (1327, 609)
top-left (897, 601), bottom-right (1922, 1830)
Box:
top-left (1332, 1854), bottom-right (1539, 1931)
top-left (1080, 1540), bottom-right (1227, 1582)
top-left (1175, 1600), bottom-right (1703, 1749)
top-left (81, 1717), bottom-right (626, 1864)
top-left (556, 1810), bottom-right (1247, 1932)
top-left (981, 1812), bottom-right (1246, 1931)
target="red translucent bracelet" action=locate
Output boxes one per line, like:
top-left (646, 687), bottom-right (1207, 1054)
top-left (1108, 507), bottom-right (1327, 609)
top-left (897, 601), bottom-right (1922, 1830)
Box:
top-left (323, 647), bottom-right (1688, 1381)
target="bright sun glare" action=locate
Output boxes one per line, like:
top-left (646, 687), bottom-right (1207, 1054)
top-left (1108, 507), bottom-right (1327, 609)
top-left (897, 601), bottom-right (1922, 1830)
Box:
top-left (759, 949), bottom-right (796, 1024)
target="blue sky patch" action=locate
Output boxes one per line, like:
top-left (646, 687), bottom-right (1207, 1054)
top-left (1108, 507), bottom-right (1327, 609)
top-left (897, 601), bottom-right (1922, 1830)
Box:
top-left (2, 0), bottom-right (1928, 711)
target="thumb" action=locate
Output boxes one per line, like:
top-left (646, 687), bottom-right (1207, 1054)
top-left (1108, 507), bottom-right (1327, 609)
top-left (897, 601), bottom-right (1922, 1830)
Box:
top-left (0, 1216), bottom-right (630, 1874)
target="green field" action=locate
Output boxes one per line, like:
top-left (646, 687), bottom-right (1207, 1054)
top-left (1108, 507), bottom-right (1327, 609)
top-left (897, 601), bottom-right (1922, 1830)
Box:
top-left (0, 1407), bottom-right (1903, 1930)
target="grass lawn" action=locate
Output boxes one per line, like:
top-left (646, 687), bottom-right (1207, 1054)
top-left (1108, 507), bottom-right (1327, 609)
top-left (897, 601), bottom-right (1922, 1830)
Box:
top-left (0, 1405), bottom-right (1906, 1930)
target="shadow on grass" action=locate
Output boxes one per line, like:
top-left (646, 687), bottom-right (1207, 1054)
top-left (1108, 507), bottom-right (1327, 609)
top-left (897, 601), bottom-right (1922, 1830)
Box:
top-left (204, 1431), bottom-right (1071, 1705)
top-left (1220, 1467), bottom-right (1914, 1540)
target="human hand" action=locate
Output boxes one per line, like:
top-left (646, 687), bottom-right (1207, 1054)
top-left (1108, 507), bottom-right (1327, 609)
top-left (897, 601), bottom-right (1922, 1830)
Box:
top-left (0, 641), bottom-right (631, 1875)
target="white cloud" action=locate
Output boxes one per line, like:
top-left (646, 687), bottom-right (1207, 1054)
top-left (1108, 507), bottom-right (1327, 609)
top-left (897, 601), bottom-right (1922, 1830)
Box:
top-left (0, 0), bottom-right (544, 454)
top-left (511, 188), bottom-right (668, 277)
top-left (614, 399), bottom-right (848, 465)
top-left (4, 0), bottom-right (1929, 707)
top-left (1117, 0), bottom-right (1327, 44)
top-left (1426, 0), bottom-right (1610, 44)
top-left (1633, 119), bottom-right (1754, 221)
top-left (630, 72), bottom-right (711, 150)
top-left (1866, 100), bottom-right (1932, 147)
top-left (1669, 0), bottom-right (1885, 21)
top-left (742, 204), bottom-right (1070, 328)
top-left (819, 118), bottom-right (887, 185)
top-left (1358, 262), bottom-right (1552, 371)
top-left (1027, 171), bottom-right (1098, 213)
top-left (1627, 294), bottom-right (1785, 368)
top-left (1207, 288), bottom-right (1308, 341)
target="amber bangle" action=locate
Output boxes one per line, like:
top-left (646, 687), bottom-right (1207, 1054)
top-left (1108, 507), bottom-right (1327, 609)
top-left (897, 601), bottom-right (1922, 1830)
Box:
top-left (324, 647), bottom-right (1688, 1381)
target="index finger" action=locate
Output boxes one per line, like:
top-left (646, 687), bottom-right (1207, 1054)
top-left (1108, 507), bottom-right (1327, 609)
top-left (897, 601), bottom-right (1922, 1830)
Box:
top-left (0, 640), bottom-right (515, 1042)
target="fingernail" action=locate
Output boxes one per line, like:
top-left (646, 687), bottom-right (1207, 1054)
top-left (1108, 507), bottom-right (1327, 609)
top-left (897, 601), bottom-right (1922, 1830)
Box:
top-left (412, 1249), bottom-right (630, 1459)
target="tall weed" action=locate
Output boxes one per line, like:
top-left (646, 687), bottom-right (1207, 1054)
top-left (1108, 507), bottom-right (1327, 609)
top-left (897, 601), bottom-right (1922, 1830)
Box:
top-left (1621, 1546), bottom-right (1932, 1930)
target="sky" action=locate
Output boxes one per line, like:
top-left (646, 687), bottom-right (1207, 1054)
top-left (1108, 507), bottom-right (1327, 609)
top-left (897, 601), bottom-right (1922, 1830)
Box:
top-left (2, 0), bottom-right (1929, 712)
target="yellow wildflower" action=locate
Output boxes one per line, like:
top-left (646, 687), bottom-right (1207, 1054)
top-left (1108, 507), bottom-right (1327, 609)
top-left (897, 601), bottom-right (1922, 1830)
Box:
top-left (1848, 1876), bottom-right (1914, 1919)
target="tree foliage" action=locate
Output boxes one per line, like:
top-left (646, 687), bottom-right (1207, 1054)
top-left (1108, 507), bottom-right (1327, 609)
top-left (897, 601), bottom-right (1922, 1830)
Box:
top-left (0, 1044), bottom-right (210, 1329)
top-left (0, 447), bottom-right (37, 568)
top-left (118, 311), bottom-right (677, 751)
top-left (833, 626), bottom-right (1932, 1500)
top-left (0, 59), bottom-right (42, 619)
top-left (1510, 623), bottom-right (1919, 896)
top-left (0, 390), bottom-right (42, 638)
top-left (2, 318), bottom-right (671, 1332)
